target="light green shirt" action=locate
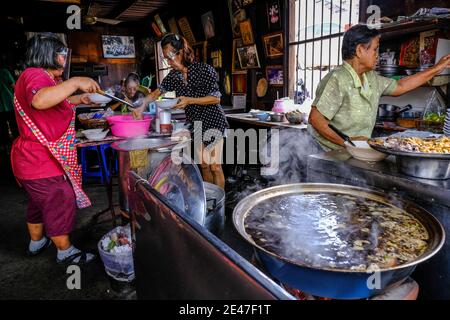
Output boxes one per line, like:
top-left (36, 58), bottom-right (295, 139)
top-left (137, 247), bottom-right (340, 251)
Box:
top-left (308, 61), bottom-right (397, 151)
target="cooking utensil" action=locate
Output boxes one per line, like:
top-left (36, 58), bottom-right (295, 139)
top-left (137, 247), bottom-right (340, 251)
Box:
top-left (368, 137), bottom-right (450, 179)
top-left (232, 183), bottom-right (445, 299)
top-left (328, 124), bottom-right (356, 147)
top-left (378, 104), bottom-right (413, 122)
top-left (98, 89), bottom-right (137, 110)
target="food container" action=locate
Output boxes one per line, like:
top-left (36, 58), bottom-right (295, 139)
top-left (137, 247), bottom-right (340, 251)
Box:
top-left (369, 137), bottom-right (450, 179)
top-left (233, 183), bottom-right (445, 299)
top-left (107, 115), bottom-right (153, 138)
top-left (82, 128), bottom-right (109, 140)
top-left (344, 140), bottom-right (388, 162)
top-left (269, 112), bottom-right (286, 122)
top-left (272, 98), bottom-right (295, 113)
top-left (255, 112), bottom-right (270, 121)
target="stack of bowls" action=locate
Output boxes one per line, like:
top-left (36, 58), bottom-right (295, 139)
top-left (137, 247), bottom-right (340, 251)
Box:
top-left (444, 109), bottom-right (450, 136)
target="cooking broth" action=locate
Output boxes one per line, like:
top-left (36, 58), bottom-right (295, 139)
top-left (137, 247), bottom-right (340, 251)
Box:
top-left (244, 193), bottom-right (429, 271)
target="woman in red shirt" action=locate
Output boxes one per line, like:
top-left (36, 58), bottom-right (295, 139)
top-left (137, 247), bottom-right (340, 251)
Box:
top-left (12, 33), bottom-right (100, 264)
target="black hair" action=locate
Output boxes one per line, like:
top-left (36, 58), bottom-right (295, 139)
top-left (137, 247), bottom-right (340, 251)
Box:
top-left (125, 72), bottom-right (140, 86)
top-left (25, 33), bottom-right (67, 69)
top-left (342, 24), bottom-right (380, 60)
top-left (160, 33), bottom-right (195, 66)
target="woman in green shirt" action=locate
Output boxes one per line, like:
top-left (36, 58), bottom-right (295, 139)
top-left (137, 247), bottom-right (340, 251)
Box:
top-left (309, 24), bottom-right (450, 151)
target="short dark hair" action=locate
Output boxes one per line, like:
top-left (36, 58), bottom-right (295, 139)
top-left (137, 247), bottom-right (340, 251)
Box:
top-left (161, 33), bottom-right (195, 66)
top-left (25, 33), bottom-right (67, 69)
top-left (342, 24), bottom-right (379, 60)
top-left (125, 72), bottom-right (140, 86)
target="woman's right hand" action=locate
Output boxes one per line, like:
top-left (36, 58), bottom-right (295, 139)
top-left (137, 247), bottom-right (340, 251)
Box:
top-left (74, 77), bottom-right (101, 93)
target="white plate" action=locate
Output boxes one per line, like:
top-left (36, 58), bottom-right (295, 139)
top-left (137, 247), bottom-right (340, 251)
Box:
top-left (88, 93), bottom-right (112, 104)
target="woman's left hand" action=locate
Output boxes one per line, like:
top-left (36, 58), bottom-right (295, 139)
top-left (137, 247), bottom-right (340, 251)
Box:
top-left (173, 96), bottom-right (192, 110)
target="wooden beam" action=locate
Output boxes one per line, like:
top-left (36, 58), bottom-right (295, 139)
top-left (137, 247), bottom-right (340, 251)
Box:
top-left (106, 0), bottom-right (137, 19)
top-left (38, 0), bottom-right (81, 4)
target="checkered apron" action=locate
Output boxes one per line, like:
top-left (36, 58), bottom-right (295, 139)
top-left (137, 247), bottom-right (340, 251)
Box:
top-left (13, 96), bottom-right (91, 209)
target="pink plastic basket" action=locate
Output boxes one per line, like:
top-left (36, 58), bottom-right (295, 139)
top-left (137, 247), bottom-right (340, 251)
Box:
top-left (107, 115), bottom-right (153, 138)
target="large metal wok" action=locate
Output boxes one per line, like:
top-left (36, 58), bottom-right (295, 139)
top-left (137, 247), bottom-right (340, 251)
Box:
top-left (233, 183), bottom-right (445, 299)
top-left (368, 137), bottom-right (450, 180)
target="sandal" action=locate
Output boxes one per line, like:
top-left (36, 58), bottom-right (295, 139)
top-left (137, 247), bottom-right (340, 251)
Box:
top-left (27, 238), bottom-right (52, 257)
top-left (56, 251), bottom-right (97, 265)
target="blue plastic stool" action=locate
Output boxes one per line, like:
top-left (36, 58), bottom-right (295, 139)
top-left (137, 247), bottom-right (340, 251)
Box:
top-left (80, 144), bottom-right (112, 184)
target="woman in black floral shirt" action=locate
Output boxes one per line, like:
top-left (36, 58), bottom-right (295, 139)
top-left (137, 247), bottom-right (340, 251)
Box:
top-left (138, 33), bottom-right (228, 188)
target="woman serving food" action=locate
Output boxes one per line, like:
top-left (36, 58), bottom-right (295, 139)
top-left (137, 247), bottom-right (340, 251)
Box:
top-left (12, 33), bottom-right (100, 265)
top-left (135, 33), bottom-right (228, 188)
top-left (308, 24), bottom-right (450, 151)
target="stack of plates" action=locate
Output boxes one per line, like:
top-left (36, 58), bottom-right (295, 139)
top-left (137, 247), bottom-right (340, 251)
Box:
top-left (444, 109), bottom-right (450, 136)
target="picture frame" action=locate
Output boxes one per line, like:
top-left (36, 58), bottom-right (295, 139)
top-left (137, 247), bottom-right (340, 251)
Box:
top-left (228, 0), bottom-right (247, 38)
top-left (201, 11), bottom-right (215, 40)
top-left (239, 20), bottom-right (254, 45)
top-left (193, 41), bottom-right (208, 63)
top-left (232, 38), bottom-right (246, 73)
top-left (101, 35), bottom-right (136, 58)
top-left (232, 72), bottom-right (247, 94)
top-left (266, 65), bottom-right (284, 86)
top-left (154, 14), bottom-right (167, 35)
top-left (237, 44), bottom-right (261, 69)
top-left (263, 32), bottom-right (284, 58)
top-left (151, 22), bottom-right (162, 38)
top-left (168, 17), bottom-right (180, 35)
top-left (178, 17), bottom-right (196, 45)
top-left (267, 0), bottom-right (281, 31)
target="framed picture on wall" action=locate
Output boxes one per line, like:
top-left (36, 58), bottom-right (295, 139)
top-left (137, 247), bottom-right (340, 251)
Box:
top-left (168, 17), bottom-right (180, 35)
top-left (237, 44), bottom-right (261, 69)
top-left (266, 65), bottom-right (283, 86)
top-left (232, 72), bottom-right (247, 94)
top-left (239, 20), bottom-right (254, 45)
top-left (178, 17), bottom-right (196, 45)
top-left (154, 14), bottom-right (167, 35)
top-left (267, 0), bottom-right (281, 31)
top-left (228, 0), bottom-right (247, 38)
top-left (263, 32), bottom-right (283, 58)
top-left (201, 11), bottom-right (215, 40)
top-left (102, 35), bottom-right (136, 58)
top-left (232, 38), bottom-right (246, 73)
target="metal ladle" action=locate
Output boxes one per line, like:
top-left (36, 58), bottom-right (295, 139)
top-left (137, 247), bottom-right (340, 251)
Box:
top-left (98, 90), bottom-right (143, 111)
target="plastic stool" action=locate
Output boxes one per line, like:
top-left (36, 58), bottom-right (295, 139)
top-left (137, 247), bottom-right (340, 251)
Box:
top-left (80, 144), bottom-right (111, 184)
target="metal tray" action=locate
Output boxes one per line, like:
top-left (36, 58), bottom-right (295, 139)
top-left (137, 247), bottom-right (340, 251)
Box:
top-left (368, 137), bottom-right (450, 160)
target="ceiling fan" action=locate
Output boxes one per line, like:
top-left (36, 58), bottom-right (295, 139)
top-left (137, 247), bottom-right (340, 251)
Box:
top-left (83, 3), bottom-right (123, 25)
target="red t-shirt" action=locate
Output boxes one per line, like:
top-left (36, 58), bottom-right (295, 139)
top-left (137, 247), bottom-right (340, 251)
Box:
top-left (11, 68), bottom-right (74, 180)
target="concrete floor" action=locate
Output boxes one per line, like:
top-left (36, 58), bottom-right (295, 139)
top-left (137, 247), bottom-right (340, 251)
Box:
top-left (0, 155), bottom-right (134, 300)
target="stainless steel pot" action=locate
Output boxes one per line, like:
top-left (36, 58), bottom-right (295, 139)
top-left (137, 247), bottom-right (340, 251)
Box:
top-left (378, 104), bottom-right (412, 120)
top-left (204, 182), bottom-right (225, 237)
top-left (233, 183), bottom-right (445, 299)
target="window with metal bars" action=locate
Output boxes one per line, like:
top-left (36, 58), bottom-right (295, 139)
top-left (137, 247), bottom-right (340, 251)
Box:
top-left (155, 40), bottom-right (172, 85)
top-left (289, 0), bottom-right (360, 103)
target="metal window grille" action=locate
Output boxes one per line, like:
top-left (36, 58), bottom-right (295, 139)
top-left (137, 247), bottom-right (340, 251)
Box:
top-left (290, 0), bottom-right (360, 103)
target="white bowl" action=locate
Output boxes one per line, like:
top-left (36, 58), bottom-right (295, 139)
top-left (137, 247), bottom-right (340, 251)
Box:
top-left (155, 98), bottom-right (179, 110)
top-left (88, 93), bottom-right (112, 104)
top-left (345, 140), bottom-right (387, 162)
top-left (82, 129), bottom-right (109, 140)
